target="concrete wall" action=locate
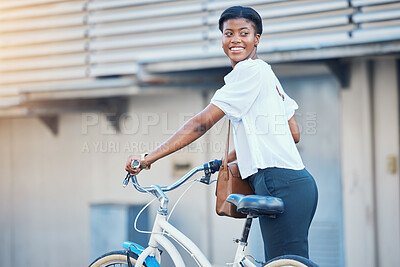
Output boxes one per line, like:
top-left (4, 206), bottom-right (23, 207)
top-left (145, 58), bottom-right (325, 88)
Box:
top-left (0, 115), bottom-right (92, 266)
top-left (342, 59), bottom-right (377, 267)
top-left (372, 58), bottom-right (400, 266)
top-left (341, 57), bottom-right (400, 267)
top-left (0, 90), bottom-right (216, 266)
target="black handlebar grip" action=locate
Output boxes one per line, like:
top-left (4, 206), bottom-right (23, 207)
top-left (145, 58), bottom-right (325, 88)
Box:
top-left (209, 159), bottom-right (222, 174)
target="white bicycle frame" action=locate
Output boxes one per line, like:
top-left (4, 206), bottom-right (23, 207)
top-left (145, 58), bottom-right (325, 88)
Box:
top-left (135, 211), bottom-right (257, 267)
top-left (119, 162), bottom-right (312, 267)
top-left (126, 161), bottom-right (259, 267)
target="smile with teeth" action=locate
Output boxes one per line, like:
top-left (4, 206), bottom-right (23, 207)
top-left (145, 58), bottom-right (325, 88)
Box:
top-left (230, 47), bottom-right (244, 51)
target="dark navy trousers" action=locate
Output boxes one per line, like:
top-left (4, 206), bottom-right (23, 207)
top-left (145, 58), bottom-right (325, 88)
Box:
top-left (248, 167), bottom-right (318, 261)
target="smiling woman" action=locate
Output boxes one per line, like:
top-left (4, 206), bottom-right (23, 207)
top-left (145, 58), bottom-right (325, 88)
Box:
top-left (219, 6), bottom-right (261, 67)
top-left (125, 5), bottom-right (318, 265)
top-left (221, 18), bottom-right (260, 67)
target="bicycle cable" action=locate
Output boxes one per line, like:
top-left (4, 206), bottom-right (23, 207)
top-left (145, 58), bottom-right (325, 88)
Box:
top-left (133, 176), bottom-right (199, 234)
top-left (134, 197), bottom-right (157, 234)
top-left (129, 172), bottom-right (211, 267)
top-left (165, 178), bottom-right (204, 267)
top-left (131, 173), bottom-right (164, 235)
top-left (167, 178), bottom-right (197, 221)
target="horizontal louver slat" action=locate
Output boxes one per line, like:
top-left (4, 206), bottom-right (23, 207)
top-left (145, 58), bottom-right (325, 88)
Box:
top-left (87, 0), bottom-right (173, 11)
top-left (353, 9), bottom-right (400, 23)
top-left (89, 63), bottom-right (138, 77)
top-left (0, 55), bottom-right (87, 72)
top-left (0, 15), bottom-right (85, 33)
top-left (0, 0), bottom-right (66, 10)
top-left (89, 16), bottom-right (204, 37)
top-left (0, 28), bottom-right (86, 47)
top-left (0, 67), bottom-right (87, 85)
top-left (0, 42), bottom-right (86, 60)
top-left (0, 2), bottom-right (86, 21)
top-left (88, 3), bottom-right (203, 24)
top-left (89, 32), bottom-right (204, 51)
top-left (351, 0), bottom-right (400, 7)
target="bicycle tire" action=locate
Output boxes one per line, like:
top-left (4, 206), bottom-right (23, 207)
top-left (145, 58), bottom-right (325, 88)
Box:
top-left (89, 250), bottom-right (144, 267)
top-left (264, 259), bottom-right (308, 267)
top-left (264, 255), bottom-right (319, 267)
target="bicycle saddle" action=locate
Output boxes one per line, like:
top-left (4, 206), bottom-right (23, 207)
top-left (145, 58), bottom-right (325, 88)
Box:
top-left (226, 194), bottom-right (284, 217)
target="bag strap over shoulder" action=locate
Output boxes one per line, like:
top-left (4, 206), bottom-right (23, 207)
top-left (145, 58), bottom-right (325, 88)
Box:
top-left (223, 120), bottom-right (231, 169)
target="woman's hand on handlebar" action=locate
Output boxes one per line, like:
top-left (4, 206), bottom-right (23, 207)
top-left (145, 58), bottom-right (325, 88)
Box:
top-left (125, 155), bottom-right (142, 175)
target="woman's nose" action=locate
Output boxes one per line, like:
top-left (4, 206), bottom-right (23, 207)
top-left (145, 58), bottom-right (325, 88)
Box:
top-left (231, 34), bottom-right (241, 43)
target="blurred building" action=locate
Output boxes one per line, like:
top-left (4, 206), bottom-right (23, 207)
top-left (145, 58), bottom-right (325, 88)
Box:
top-left (0, 0), bottom-right (399, 266)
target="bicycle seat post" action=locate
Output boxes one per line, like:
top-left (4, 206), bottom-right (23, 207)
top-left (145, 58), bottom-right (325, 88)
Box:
top-left (240, 215), bottom-right (254, 245)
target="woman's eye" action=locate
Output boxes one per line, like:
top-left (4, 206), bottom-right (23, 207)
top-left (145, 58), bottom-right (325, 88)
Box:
top-left (224, 32), bottom-right (232, 36)
top-left (241, 32), bottom-right (249, 36)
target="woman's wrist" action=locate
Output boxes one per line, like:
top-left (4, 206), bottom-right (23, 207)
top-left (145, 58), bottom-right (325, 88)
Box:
top-left (143, 152), bottom-right (156, 167)
top-left (140, 153), bottom-right (151, 169)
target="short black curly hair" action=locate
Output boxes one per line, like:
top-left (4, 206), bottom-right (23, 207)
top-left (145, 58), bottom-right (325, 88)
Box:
top-left (218, 6), bottom-right (263, 35)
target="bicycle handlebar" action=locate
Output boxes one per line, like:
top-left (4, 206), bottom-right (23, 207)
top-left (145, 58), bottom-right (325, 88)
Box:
top-left (124, 159), bottom-right (223, 194)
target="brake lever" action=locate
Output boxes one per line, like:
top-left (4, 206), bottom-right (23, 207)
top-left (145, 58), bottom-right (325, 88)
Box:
top-left (123, 159), bottom-right (141, 188)
top-left (199, 163), bottom-right (211, 185)
top-left (123, 173), bottom-right (131, 188)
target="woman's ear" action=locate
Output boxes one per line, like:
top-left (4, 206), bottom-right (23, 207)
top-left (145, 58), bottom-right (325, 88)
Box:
top-left (254, 34), bottom-right (260, 47)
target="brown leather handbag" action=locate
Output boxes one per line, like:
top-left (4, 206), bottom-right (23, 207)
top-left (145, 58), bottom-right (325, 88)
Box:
top-left (215, 120), bottom-right (254, 218)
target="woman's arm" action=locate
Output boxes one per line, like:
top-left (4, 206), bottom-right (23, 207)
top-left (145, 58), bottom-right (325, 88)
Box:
top-left (225, 149), bottom-right (237, 163)
top-left (288, 116), bottom-right (300, 143)
top-left (125, 104), bottom-right (225, 174)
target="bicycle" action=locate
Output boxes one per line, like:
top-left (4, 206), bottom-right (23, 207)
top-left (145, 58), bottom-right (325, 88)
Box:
top-left (90, 159), bottom-right (319, 267)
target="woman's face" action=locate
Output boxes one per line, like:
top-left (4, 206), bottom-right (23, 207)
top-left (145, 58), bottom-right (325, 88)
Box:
top-left (222, 18), bottom-right (260, 67)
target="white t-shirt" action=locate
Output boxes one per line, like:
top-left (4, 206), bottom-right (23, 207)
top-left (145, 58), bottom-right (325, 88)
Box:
top-left (211, 58), bottom-right (304, 178)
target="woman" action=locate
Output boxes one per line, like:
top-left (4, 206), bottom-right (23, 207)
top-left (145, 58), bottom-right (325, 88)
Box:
top-left (125, 6), bottom-right (318, 262)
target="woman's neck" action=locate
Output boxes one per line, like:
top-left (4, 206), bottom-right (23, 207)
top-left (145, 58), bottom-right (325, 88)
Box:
top-left (231, 52), bottom-right (259, 69)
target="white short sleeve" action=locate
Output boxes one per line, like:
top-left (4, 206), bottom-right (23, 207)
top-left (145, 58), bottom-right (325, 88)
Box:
top-left (210, 60), bottom-right (263, 121)
top-left (274, 73), bottom-right (299, 120)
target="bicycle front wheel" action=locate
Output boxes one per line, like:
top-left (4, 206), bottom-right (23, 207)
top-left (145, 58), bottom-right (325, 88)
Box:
top-left (264, 259), bottom-right (307, 267)
top-left (89, 250), bottom-right (143, 267)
